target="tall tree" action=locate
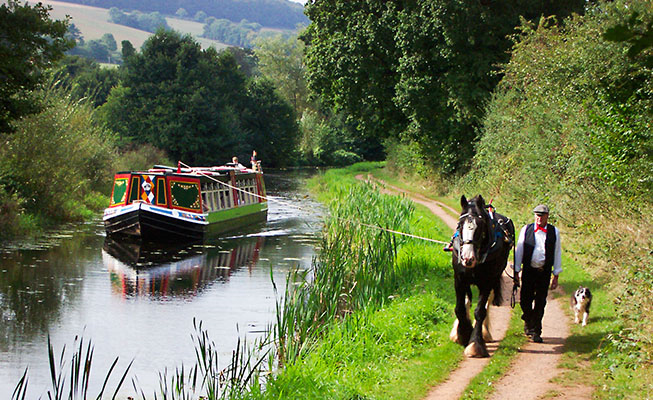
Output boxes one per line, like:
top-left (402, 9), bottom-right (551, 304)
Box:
top-left (254, 34), bottom-right (309, 116)
top-left (0, 0), bottom-right (73, 132)
top-left (99, 30), bottom-right (298, 166)
top-left (302, 0), bottom-right (585, 172)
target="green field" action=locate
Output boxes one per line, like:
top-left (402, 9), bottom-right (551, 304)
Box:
top-left (42, 0), bottom-right (229, 50)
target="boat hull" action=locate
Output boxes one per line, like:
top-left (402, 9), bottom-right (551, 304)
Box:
top-left (104, 202), bottom-right (268, 241)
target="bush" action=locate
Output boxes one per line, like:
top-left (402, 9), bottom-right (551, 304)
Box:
top-left (0, 87), bottom-right (116, 223)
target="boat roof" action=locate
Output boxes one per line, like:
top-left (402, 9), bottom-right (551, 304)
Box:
top-left (116, 164), bottom-right (258, 177)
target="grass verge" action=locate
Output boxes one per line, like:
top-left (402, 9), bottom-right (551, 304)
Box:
top-left (257, 163), bottom-right (465, 399)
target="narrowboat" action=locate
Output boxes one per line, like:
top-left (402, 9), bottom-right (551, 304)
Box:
top-left (103, 163), bottom-right (267, 241)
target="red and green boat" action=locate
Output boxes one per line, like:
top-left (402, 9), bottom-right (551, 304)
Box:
top-left (103, 163), bottom-right (267, 241)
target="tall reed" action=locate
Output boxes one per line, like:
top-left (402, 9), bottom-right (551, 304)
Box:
top-left (150, 319), bottom-right (270, 400)
top-left (12, 334), bottom-right (133, 400)
top-left (272, 182), bottom-right (415, 366)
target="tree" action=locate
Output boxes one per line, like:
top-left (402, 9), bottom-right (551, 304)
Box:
top-left (302, 0), bottom-right (585, 173)
top-left (0, 0), bottom-right (73, 132)
top-left (100, 33), bottom-right (117, 51)
top-left (241, 78), bottom-right (299, 166)
top-left (175, 8), bottom-right (188, 19)
top-left (121, 40), bottom-right (135, 59)
top-left (99, 30), bottom-right (299, 166)
top-left (254, 34), bottom-right (308, 115)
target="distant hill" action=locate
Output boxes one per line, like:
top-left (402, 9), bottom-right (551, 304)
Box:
top-left (42, 0), bottom-right (229, 50)
top-left (52, 0), bottom-right (308, 30)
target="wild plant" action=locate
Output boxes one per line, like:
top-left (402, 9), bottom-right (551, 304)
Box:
top-left (12, 334), bottom-right (133, 400)
top-left (271, 182), bottom-right (415, 367)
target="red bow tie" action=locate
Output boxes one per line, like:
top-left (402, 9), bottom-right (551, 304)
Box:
top-left (535, 225), bottom-right (547, 233)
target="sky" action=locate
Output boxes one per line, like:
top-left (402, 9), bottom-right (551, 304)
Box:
top-left (289, 0), bottom-right (307, 4)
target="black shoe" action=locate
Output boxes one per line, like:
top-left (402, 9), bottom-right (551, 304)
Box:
top-left (524, 324), bottom-right (534, 337)
top-left (533, 334), bottom-right (543, 343)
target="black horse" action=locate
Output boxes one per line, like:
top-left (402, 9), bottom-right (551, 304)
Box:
top-left (450, 195), bottom-right (515, 357)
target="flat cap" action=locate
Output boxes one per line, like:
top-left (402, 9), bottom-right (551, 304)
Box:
top-left (533, 204), bottom-right (549, 214)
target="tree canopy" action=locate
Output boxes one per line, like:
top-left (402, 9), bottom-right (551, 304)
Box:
top-left (98, 30), bottom-right (298, 166)
top-left (302, 0), bottom-right (585, 173)
top-left (0, 0), bottom-right (73, 132)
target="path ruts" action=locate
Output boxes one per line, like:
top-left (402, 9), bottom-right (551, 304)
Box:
top-left (355, 174), bottom-right (592, 400)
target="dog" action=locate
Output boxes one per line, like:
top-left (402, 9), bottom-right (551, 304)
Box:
top-left (571, 286), bottom-right (592, 326)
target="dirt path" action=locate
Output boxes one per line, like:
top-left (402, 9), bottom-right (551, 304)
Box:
top-left (356, 174), bottom-right (592, 400)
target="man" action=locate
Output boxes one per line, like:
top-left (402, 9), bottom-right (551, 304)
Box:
top-left (514, 204), bottom-right (562, 343)
top-left (231, 156), bottom-right (245, 169)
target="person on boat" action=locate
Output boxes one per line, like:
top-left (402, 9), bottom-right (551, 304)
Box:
top-left (514, 204), bottom-right (562, 344)
top-left (251, 150), bottom-right (257, 170)
top-left (232, 156), bottom-right (246, 169)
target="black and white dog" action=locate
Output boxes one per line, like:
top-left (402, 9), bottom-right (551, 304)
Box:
top-left (571, 286), bottom-right (592, 326)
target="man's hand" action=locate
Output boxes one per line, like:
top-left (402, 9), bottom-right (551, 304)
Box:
top-left (550, 274), bottom-right (559, 290)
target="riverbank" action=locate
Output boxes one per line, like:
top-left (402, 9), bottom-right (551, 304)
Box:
top-left (254, 162), bottom-right (461, 398)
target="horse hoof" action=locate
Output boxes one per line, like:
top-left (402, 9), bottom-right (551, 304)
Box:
top-left (450, 320), bottom-right (459, 343)
top-left (464, 342), bottom-right (489, 358)
top-left (482, 325), bottom-right (493, 342)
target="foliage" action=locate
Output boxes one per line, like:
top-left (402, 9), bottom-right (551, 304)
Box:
top-left (108, 7), bottom-right (169, 32)
top-left (54, 56), bottom-right (120, 107)
top-left (0, 87), bottom-right (116, 223)
top-left (59, 0), bottom-right (308, 30)
top-left (302, 0), bottom-right (584, 173)
top-left (203, 18), bottom-right (263, 48)
top-left (11, 334), bottom-right (132, 400)
top-left (461, 0), bottom-right (653, 395)
top-left (67, 32), bottom-right (122, 64)
top-left (604, 11), bottom-right (653, 67)
top-left (254, 34), bottom-right (308, 115)
top-left (298, 109), bottom-right (366, 166)
top-left (0, 0), bottom-right (73, 133)
top-left (97, 30), bottom-right (299, 167)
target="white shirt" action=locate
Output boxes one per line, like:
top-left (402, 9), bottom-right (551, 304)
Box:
top-left (514, 224), bottom-right (562, 276)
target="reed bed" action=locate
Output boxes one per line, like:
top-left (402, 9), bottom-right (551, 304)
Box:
top-left (271, 182), bottom-right (415, 367)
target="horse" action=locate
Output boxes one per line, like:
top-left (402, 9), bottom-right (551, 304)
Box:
top-left (450, 194), bottom-right (515, 357)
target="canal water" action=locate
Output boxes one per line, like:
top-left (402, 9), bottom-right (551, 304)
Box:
top-left (0, 170), bottom-right (324, 398)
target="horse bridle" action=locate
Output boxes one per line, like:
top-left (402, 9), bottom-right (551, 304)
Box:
top-left (456, 207), bottom-right (491, 264)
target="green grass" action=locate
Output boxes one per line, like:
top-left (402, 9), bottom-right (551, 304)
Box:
top-left (255, 163), bottom-right (471, 399)
top-left (553, 253), bottom-right (653, 399)
top-left (372, 162), bottom-right (653, 399)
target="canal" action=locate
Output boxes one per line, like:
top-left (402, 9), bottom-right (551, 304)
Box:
top-left (0, 170), bottom-right (324, 398)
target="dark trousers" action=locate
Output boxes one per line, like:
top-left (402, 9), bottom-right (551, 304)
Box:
top-left (520, 266), bottom-right (551, 335)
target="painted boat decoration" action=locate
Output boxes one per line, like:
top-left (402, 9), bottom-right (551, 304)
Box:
top-left (103, 162), bottom-right (268, 241)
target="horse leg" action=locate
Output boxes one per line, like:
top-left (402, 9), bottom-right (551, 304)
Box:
top-left (482, 290), bottom-right (494, 342)
top-left (451, 282), bottom-right (473, 346)
top-left (450, 294), bottom-right (471, 342)
top-left (465, 288), bottom-right (490, 358)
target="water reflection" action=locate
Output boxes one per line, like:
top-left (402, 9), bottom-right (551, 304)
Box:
top-left (103, 237), bottom-right (265, 299)
top-left (0, 169), bottom-right (323, 397)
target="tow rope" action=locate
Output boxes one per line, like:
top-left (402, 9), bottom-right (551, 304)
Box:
top-left (178, 161), bottom-right (451, 246)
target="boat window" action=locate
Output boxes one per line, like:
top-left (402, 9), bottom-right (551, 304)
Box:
top-left (129, 176), bottom-right (140, 203)
top-left (156, 177), bottom-right (167, 206)
top-left (110, 177), bottom-right (129, 206)
top-left (211, 191), bottom-right (217, 211)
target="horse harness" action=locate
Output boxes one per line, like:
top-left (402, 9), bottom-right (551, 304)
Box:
top-left (454, 205), bottom-right (514, 266)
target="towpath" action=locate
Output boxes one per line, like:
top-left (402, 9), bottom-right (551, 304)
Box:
top-left (355, 174), bottom-right (592, 400)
